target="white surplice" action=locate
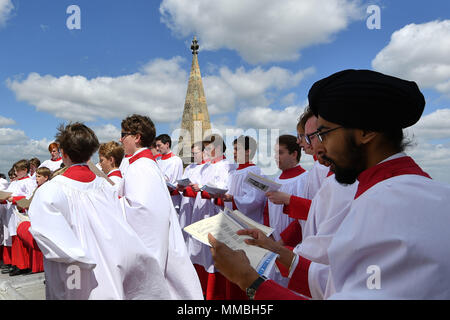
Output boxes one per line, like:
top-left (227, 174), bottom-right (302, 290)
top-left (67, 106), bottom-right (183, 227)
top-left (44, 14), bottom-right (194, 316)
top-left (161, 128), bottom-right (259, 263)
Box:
top-left (326, 154), bottom-right (450, 299)
top-left (39, 158), bottom-right (63, 172)
top-left (120, 148), bottom-right (203, 300)
top-left (28, 170), bottom-right (171, 300)
top-left (157, 153), bottom-right (184, 212)
top-left (178, 162), bottom-right (205, 242)
top-left (224, 165), bottom-right (266, 225)
top-left (187, 158), bottom-right (234, 273)
top-left (303, 160), bottom-right (329, 200)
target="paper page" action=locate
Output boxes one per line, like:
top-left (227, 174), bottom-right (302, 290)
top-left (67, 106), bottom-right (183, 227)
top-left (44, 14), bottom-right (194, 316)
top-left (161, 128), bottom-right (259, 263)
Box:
top-left (0, 191), bottom-right (12, 201)
top-left (16, 198), bottom-right (32, 210)
top-left (176, 178), bottom-right (192, 187)
top-left (166, 181), bottom-right (177, 190)
top-left (184, 211), bottom-right (276, 272)
top-left (87, 160), bottom-right (115, 186)
top-left (15, 209), bottom-right (30, 223)
top-left (244, 171), bottom-right (281, 193)
top-left (223, 207), bottom-right (274, 237)
top-left (200, 184), bottom-right (228, 195)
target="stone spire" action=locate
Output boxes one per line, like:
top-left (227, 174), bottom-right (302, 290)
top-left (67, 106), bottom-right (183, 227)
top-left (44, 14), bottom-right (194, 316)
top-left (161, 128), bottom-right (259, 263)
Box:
top-left (177, 36), bottom-right (212, 164)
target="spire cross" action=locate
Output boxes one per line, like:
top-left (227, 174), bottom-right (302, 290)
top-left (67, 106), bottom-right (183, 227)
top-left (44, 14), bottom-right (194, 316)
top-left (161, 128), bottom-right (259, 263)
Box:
top-left (191, 36), bottom-right (199, 55)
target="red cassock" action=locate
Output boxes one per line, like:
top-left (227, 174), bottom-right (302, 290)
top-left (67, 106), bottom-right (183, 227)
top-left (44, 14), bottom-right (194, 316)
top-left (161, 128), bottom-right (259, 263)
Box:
top-left (16, 221), bottom-right (44, 273)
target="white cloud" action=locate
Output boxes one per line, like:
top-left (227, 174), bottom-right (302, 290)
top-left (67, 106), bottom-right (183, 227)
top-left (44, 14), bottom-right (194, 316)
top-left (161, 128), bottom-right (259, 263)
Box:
top-left (0, 116), bottom-right (15, 127)
top-left (7, 57), bottom-right (189, 123)
top-left (93, 124), bottom-right (121, 144)
top-left (0, 0), bottom-right (13, 27)
top-left (407, 109), bottom-right (450, 141)
top-left (160, 0), bottom-right (363, 64)
top-left (372, 20), bottom-right (450, 97)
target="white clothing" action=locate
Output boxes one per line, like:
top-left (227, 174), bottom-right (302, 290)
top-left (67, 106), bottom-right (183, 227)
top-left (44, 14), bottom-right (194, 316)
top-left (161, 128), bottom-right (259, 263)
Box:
top-left (39, 158), bottom-right (63, 172)
top-left (188, 158), bottom-right (234, 273)
top-left (224, 165), bottom-right (266, 225)
top-left (120, 148), bottom-right (203, 300)
top-left (304, 161), bottom-right (329, 200)
top-left (29, 172), bottom-right (171, 300)
top-left (157, 153), bottom-right (184, 212)
top-left (326, 155), bottom-right (450, 299)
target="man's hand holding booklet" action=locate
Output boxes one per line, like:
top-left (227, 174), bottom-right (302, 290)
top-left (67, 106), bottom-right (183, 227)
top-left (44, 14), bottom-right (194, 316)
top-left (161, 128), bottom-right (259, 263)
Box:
top-left (183, 207), bottom-right (278, 277)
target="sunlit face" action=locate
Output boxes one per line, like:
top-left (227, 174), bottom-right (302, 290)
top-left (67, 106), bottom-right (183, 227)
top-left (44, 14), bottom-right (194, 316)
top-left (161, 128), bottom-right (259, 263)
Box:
top-left (155, 141), bottom-right (170, 155)
top-left (274, 143), bottom-right (297, 171)
top-left (50, 147), bottom-right (60, 161)
top-left (14, 168), bottom-right (28, 179)
top-left (233, 142), bottom-right (249, 164)
top-left (120, 131), bottom-right (138, 156)
top-left (192, 146), bottom-right (203, 165)
top-left (297, 127), bottom-right (313, 156)
top-left (36, 173), bottom-right (49, 187)
top-left (316, 116), bottom-right (365, 185)
top-left (99, 155), bottom-right (114, 174)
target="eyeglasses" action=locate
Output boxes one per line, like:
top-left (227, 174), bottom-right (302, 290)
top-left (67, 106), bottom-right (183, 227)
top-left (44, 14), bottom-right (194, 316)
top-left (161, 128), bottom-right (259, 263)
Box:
top-left (121, 132), bottom-right (133, 139)
top-left (305, 126), bottom-right (343, 145)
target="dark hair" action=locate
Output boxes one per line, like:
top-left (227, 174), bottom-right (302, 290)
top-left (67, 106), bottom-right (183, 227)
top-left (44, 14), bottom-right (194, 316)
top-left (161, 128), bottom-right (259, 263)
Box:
top-left (0, 173), bottom-right (6, 179)
top-left (155, 134), bottom-right (172, 148)
top-left (381, 128), bottom-right (413, 153)
top-left (203, 134), bottom-right (226, 153)
top-left (278, 135), bottom-right (301, 162)
top-left (121, 114), bottom-right (156, 148)
top-left (233, 135), bottom-right (257, 159)
top-left (14, 159), bottom-right (30, 173)
top-left (36, 167), bottom-right (51, 178)
top-left (191, 141), bottom-right (205, 152)
top-left (297, 106), bottom-right (314, 131)
top-left (29, 157), bottom-right (41, 168)
top-left (55, 122), bottom-right (100, 163)
top-left (8, 167), bottom-right (15, 179)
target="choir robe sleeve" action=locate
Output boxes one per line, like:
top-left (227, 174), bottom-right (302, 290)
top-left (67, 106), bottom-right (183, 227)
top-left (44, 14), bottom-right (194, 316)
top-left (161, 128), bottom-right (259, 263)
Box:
top-left (27, 182), bottom-right (96, 269)
top-left (283, 195), bottom-right (312, 220)
top-left (280, 220), bottom-right (303, 247)
top-left (231, 182), bottom-right (266, 221)
top-left (255, 280), bottom-right (308, 300)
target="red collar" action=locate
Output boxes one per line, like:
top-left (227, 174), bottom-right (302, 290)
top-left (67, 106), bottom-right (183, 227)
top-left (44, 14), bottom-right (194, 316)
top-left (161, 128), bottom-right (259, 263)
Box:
top-left (129, 149), bottom-right (156, 165)
top-left (355, 156), bottom-right (431, 199)
top-left (279, 165), bottom-right (306, 180)
top-left (107, 169), bottom-right (123, 178)
top-left (313, 155), bottom-right (318, 161)
top-left (160, 152), bottom-right (174, 160)
top-left (124, 154), bottom-right (133, 158)
top-left (327, 169), bottom-right (334, 177)
top-left (211, 156), bottom-right (226, 164)
top-left (237, 163), bottom-right (255, 170)
top-left (18, 176), bottom-right (30, 181)
top-left (63, 165), bottom-right (96, 183)
top-left (51, 157), bottom-right (62, 162)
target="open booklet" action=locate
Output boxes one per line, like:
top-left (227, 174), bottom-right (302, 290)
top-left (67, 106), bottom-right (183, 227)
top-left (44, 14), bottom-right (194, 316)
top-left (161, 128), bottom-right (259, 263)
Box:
top-left (200, 183), bottom-right (228, 196)
top-left (183, 207), bottom-right (277, 277)
top-left (0, 191), bottom-right (12, 201)
top-left (176, 178), bottom-right (192, 187)
top-left (244, 171), bottom-right (282, 193)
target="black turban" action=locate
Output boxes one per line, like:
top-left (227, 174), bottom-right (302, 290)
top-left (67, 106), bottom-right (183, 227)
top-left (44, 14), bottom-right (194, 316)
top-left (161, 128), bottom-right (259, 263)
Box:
top-left (308, 69), bottom-right (425, 131)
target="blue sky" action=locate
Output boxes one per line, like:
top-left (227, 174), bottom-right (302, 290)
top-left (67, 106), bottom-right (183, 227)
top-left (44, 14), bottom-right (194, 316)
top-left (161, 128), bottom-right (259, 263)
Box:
top-left (1, 0), bottom-right (449, 181)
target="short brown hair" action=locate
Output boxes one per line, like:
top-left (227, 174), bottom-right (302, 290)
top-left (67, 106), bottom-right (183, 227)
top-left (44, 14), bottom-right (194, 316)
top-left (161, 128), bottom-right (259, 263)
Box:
top-left (29, 157), bottom-right (41, 168)
top-left (121, 114), bottom-right (156, 148)
top-left (48, 142), bottom-right (60, 152)
top-left (36, 167), bottom-right (51, 178)
top-left (297, 106), bottom-right (314, 131)
top-left (55, 122), bottom-right (100, 164)
top-left (14, 159), bottom-right (30, 173)
top-left (99, 141), bottom-right (125, 168)
top-left (203, 134), bottom-right (226, 153)
top-left (277, 135), bottom-right (301, 162)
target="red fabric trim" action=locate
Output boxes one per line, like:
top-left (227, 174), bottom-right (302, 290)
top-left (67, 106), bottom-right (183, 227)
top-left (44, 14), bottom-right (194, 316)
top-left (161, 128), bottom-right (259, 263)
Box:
top-left (124, 154), bottom-right (132, 158)
top-left (355, 156), bottom-right (431, 199)
top-left (18, 176), bottom-right (30, 181)
top-left (237, 163), bottom-right (255, 170)
top-left (170, 189), bottom-right (180, 196)
top-left (225, 279), bottom-right (248, 300)
top-left (255, 280), bottom-right (307, 300)
top-left (194, 264), bottom-right (227, 300)
top-left (313, 155), bottom-right (318, 161)
top-left (279, 165), bottom-right (306, 180)
top-left (214, 198), bottom-right (224, 207)
top-left (283, 196), bottom-right (312, 220)
top-left (288, 255), bottom-right (312, 298)
top-left (11, 236), bottom-right (30, 269)
top-left (3, 245), bottom-right (12, 265)
top-left (183, 186), bottom-right (197, 198)
top-left (231, 198), bottom-right (238, 210)
top-left (327, 169), bottom-right (334, 177)
top-left (160, 152), bottom-right (174, 160)
top-left (201, 190), bottom-right (211, 200)
top-left (210, 156), bottom-right (226, 164)
top-left (280, 220), bottom-right (303, 248)
top-left (11, 196), bottom-right (26, 205)
top-left (128, 149), bottom-right (157, 165)
top-left (107, 170), bottom-right (123, 178)
top-left (63, 165), bottom-right (96, 183)
top-left (51, 157), bottom-right (62, 162)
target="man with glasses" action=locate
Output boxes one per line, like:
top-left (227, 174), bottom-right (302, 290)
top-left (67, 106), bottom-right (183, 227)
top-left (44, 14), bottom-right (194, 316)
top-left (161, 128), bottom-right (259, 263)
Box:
top-left (118, 114), bottom-right (203, 300)
top-left (208, 69), bottom-right (450, 299)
